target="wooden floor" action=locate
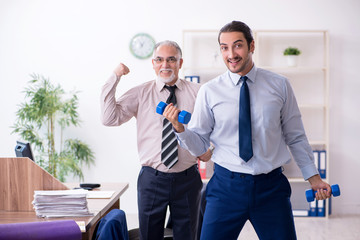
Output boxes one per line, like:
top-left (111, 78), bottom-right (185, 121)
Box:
top-left (126, 214), bottom-right (360, 240)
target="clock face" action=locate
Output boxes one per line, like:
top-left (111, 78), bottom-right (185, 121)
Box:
top-left (129, 33), bottom-right (156, 59)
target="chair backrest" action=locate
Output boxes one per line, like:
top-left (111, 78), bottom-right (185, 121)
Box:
top-left (94, 209), bottom-right (174, 240)
top-left (93, 209), bottom-right (129, 240)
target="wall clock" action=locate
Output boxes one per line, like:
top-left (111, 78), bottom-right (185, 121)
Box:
top-left (129, 33), bottom-right (156, 59)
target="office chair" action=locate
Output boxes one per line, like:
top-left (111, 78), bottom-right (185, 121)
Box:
top-left (92, 209), bottom-right (173, 240)
top-left (92, 209), bottom-right (129, 240)
top-left (93, 182), bottom-right (208, 240)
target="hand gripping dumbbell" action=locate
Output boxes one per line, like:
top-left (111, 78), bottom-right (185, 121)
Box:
top-left (305, 184), bottom-right (341, 202)
top-left (156, 101), bottom-right (191, 124)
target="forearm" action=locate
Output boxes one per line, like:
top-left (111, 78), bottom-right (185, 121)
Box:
top-left (100, 73), bottom-right (122, 126)
top-left (282, 80), bottom-right (318, 180)
top-left (288, 140), bottom-right (319, 180)
top-left (176, 127), bottom-right (210, 157)
top-left (163, 86), bottom-right (212, 156)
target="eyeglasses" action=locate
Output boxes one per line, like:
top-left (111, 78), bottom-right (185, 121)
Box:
top-left (153, 57), bottom-right (178, 64)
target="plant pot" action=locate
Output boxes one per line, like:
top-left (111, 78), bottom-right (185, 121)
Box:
top-left (286, 55), bottom-right (299, 67)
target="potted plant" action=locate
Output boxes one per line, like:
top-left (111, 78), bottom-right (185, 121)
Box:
top-left (12, 74), bottom-right (95, 182)
top-left (283, 47), bottom-right (301, 67)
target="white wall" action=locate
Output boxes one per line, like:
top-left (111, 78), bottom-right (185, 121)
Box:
top-left (1, 0), bottom-right (359, 215)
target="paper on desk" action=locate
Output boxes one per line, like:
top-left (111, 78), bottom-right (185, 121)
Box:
top-left (86, 191), bottom-right (115, 199)
top-left (34, 189), bottom-right (89, 195)
top-left (76, 221), bottom-right (86, 232)
top-left (35, 189), bottom-right (114, 198)
top-left (33, 189), bottom-right (93, 218)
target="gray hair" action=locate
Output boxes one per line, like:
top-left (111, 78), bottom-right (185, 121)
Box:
top-left (153, 40), bottom-right (182, 58)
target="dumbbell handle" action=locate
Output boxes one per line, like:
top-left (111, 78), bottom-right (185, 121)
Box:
top-left (305, 184), bottom-right (340, 202)
top-left (156, 101), bottom-right (191, 124)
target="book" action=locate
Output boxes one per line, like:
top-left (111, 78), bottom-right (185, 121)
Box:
top-left (185, 75), bottom-right (200, 83)
top-left (309, 200), bottom-right (317, 216)
top-left (317, 200), bottom-right (326, 217)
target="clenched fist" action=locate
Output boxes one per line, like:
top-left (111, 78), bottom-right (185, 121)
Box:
top-left (114, 63), bottom-right (130, 77)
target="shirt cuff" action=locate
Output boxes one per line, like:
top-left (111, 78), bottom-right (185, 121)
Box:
top-left (301, 164), bottom-right (320, 180)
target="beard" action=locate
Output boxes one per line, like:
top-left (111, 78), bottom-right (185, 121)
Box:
top-left (156, 69), bottom-right (176, 84)
top-left (226, 50), bottom-right (253, 74)
top-left (227, 56), bottom-right (248, 74)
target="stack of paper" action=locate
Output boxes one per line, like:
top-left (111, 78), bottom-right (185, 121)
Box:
top-left (32, 190), bottom-right (94, 218)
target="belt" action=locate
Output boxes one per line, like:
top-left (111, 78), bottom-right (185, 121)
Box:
top-left (214, 163), bottom-right (283, 180)
top-left (142, 164), bottom-right (198, 178)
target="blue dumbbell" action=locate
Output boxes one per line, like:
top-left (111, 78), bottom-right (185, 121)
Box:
top-left (305, 184), bottom-right (341, 202)
top-left (156, 101), bottom-right (191, 124)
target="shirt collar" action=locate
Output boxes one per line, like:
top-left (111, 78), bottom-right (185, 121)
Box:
top-left (156, 78), bottom-right (183, 92)
top-left (228, 64), bottom-right (257, 86)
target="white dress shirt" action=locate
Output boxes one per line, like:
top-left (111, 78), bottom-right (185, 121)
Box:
top-left (176, 65), bottom-right (318, 180)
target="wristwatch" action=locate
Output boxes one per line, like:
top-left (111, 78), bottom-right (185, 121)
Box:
top-left (209, 145), bottom-right (215, 154)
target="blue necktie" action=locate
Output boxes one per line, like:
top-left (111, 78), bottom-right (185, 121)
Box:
top-left (239, 76), bottom-right (253, 162)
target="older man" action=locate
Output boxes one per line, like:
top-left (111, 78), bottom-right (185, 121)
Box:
top-left (100, 40), bottom-right (210, 240)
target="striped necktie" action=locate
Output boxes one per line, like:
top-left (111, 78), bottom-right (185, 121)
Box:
top-left (239, 76), bottom-right (253, 162)
top-left (161, 85), bottom-right (178, 168)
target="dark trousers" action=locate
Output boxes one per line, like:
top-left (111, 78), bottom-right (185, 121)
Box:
top-left (137, 165), bottom-right (202, 240)
top-left (200, 163), bottom-right (297, 240)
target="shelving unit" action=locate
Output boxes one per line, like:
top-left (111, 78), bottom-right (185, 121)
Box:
top-left (181, 29), bottom-right (330, 217)
top-left (182, 30), bottom-right (226, 83)
top-left (254, 30), bottom-right (330, 217)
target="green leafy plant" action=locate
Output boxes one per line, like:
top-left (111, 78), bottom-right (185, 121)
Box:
top-left (283, 47), bottom-right (301, 56)
top-left (12, 74), bottom-right (95, 182)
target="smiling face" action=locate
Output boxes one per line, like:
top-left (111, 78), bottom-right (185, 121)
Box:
top-left (219, 31), bottom-right (254, 76)
top-left (152, 44), bottom-right (183, 86)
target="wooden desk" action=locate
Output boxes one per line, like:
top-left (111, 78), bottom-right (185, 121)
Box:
top-left (0, 182), bottom-right (129, 240)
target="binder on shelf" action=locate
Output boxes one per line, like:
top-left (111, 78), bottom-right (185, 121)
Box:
top-left (319, 150), bottom-right (326, 179)
top-left (313, 150), bottom-right (326, 179)
top-left (313, 150), bottom-right (319, 170)
top-left (198, 160), bottom-right (206, 179)
top-left (308, 200), bottom-right (317, 216)
top-left (185, 75), bottom-right (200, 83)
top-left (317, 200), bottom-right (326, 217)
